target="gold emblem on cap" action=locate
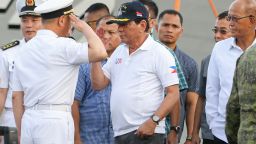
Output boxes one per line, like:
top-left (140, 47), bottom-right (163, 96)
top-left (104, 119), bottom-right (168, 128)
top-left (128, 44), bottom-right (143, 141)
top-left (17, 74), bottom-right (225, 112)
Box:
top-left (64, 9), bottom-right (74, 15)
top-left (121, 5), bottom-right (127, 9)
top-left (26, 0), bottom-right (35, 6)
top-left (111, 18), bottom-right (129, 22)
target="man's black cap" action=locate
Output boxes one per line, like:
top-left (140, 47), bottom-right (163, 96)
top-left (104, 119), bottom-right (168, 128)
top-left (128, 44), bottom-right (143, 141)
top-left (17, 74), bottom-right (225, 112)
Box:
top-left (16, 0), bottom-right (44, 17)
top-left (107, 1), bottom-right (148, 25)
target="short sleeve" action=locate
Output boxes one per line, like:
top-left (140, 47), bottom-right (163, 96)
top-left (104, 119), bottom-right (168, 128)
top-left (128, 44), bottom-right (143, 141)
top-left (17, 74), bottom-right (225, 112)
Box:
top-left (198, 59), bottom-right (206, 97)
top-left (11, 63), bottom-right (23, 91)
top-left (187, 60), bottom-right (199, 92)
top-left (156, 48), bottom-right (179, 88)
top-left (0, 55), bottom-right (9, 88)
top-left (64, 39), bottom-right (89, 65)
top-left (74, 65), bottom-right (89, 102)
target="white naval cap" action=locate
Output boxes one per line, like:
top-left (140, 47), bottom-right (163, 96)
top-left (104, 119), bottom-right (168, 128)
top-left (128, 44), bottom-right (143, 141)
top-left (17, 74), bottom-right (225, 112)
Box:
top-left (34, 0), bottom-right (74, 19)
top-left (16, 0), bottom-right (45, 17)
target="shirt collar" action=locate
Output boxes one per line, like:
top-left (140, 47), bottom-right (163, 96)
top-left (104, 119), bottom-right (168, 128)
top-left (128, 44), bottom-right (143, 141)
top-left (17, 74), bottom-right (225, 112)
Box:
top-left (20, 38), bottom-right (26, 44)
top-left (174, 46), bottom-right (180, 52)
top-left (124, 34), bottom-right (153, 51)
top-left (248, 38), bottom-right (256, 49)
top-left (36, 29), bottom-right (58, 38)
top-left (230, 37), bottom-right (256, 50)
top-left (139, 34), bottom-right (153, 51)
top-left (230, 37), bottom-right (238, 50)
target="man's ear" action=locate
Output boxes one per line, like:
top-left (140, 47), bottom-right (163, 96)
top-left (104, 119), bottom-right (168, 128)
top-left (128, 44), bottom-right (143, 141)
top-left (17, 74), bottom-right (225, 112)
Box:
top-left (155, 24), bottom-right (159, 32)
top-left (151, 19), bottom-right (157, 28)
top-left (181, 27), bottom-right (184, 33)
top-left (58, 15), bottom-right (65, 27)
top-left (249, 16), bottom-right (256, 25)
top-left (140, 19), bottom-right (147, 33)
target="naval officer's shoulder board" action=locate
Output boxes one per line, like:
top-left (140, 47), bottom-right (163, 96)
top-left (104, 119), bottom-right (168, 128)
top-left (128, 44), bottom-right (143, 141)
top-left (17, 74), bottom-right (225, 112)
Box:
top-left (0, 40), bottom-right (20, 51)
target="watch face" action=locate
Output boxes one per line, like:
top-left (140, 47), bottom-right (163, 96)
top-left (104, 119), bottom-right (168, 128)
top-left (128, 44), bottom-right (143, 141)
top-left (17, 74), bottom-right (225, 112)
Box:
top-left (176, 126), bottom-right (180, 132)
top-left (171, 126), bottom-right (180, 133)
top-left (152, 115), bottom-right (160, 122)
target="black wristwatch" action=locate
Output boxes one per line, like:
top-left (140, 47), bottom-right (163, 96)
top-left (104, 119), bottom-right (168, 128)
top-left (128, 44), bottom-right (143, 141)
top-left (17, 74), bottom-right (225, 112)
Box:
top-left (151, 115), bottom-right (160, 125)
top-left (170, 126), bottom-right (180, 133)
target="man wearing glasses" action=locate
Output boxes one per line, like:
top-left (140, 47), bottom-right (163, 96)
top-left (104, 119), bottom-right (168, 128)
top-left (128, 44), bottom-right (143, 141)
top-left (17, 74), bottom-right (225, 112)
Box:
top-left (83, 3), bottom-right (110, 31)
top-left (192, 11), bottom-right (232, 144)
top-left (72, 15), bottom-right (121, 144)
top-left (205, 0), bottom-right (256, 143)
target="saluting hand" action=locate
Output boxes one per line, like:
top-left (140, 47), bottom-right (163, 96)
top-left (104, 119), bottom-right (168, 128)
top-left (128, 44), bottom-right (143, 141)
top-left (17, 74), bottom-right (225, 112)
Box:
top-left (69, 14), bottom-right (90, 33)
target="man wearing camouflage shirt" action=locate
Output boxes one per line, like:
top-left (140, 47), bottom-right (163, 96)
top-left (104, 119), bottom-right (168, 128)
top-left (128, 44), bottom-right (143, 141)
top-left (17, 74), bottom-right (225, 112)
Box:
top-left (226, 1), bottom-right (256, 140)
top-left (226, 43), bottom-right (256, 144)
top-left (206, 0), bottom-right (256, 143)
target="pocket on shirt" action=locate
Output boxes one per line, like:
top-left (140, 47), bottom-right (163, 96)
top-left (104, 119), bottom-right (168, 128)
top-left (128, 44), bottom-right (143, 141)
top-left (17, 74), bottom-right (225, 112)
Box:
top-left (8, 60), bottom-right (14, 72)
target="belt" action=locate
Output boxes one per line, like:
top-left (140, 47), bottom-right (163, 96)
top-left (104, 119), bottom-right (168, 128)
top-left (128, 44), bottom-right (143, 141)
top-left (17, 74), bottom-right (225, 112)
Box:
top-left (25, 104), bottom-right (71, 112)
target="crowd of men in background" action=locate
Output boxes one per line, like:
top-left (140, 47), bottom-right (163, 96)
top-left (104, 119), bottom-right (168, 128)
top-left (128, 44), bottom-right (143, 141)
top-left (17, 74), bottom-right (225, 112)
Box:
top-left (0, 0), bottom-right (256, 144)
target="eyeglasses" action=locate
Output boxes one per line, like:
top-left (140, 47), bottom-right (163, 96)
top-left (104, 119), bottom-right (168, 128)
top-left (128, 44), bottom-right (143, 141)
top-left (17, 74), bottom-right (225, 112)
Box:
top-left (148, 17), bottom-right (156, 21)
top-left (226, 15), bottom-right (254, 22)
top-left (86, 20), bottom-right (97, 26)
top-left (103, 30), bottom-right (119, 35)
top-left (212, 28), bottom-right (229, 35)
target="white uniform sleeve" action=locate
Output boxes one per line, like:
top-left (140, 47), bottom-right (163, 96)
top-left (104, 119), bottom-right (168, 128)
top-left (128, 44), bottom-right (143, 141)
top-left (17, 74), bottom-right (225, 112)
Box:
top-left (205, 45), bottom-right (220, 128)
top-left (64, 39), bottom-right (89, 65)
top-left (0, 55), bottom-right (9, 88)
top-left (156, 48), bottom-right (179, 88)
top-left (11, 63), bottom-right (23, 91)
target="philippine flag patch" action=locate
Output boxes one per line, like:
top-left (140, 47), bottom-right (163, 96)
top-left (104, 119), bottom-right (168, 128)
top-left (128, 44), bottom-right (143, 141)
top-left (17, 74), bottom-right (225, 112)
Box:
top-left (169, 66), bottom-right (177, 73)
top-left (136, 11), bottom-right (143, 17)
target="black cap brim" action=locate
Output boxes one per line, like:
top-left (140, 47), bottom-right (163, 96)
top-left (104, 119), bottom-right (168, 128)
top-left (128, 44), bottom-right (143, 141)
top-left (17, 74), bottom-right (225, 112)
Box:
top-left (106, 18), bottom-right (131, 25)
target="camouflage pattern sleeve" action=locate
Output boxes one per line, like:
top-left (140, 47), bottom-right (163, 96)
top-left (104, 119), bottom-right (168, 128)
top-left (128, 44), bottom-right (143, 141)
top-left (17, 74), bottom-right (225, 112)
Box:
top-left (225, 59), bottom-right (240, 144)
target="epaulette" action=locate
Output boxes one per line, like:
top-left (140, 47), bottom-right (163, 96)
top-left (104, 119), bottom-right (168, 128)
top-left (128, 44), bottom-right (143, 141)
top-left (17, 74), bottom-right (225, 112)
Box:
top-left (68, 36), bottom-right (75, 40)
top-left (1, 40), bottom-right (20, 51)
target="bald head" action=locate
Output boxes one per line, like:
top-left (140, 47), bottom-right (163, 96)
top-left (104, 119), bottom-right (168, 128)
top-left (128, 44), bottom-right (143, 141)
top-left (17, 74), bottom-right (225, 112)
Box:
top-left (229, 0), bottom-right (256, 16)
top-left (228, 0), bottom-right (256, 49)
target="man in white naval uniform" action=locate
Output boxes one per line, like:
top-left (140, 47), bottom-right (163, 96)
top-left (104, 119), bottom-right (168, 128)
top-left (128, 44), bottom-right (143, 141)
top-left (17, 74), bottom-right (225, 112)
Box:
top-left (0, 0), bottom-right (43, 128)
top-left (12, 0), bottom-right (107, 143)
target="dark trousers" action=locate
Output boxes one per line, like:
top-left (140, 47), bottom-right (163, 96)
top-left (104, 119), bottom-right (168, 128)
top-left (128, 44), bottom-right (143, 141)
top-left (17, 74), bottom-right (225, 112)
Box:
top-left (203, 139), bottom-right (214, 144)
top-left (213, 136), bottom-right (228, 144)
top-left (115, 130), bottom-right (165, 144)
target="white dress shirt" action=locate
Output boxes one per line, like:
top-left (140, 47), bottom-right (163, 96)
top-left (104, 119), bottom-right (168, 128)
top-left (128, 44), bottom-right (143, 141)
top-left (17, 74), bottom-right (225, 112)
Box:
top-left (12, 30), bottom-right (89, 107)
top-left (0, 39), bottom-right (25, 108)
top-left (206, 37), bottom-right (256, 142)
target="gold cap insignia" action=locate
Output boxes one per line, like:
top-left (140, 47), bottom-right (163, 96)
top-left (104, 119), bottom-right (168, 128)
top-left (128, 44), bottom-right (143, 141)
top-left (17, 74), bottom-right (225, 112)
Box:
top-left (26, 0), bottom-right (35, 7)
